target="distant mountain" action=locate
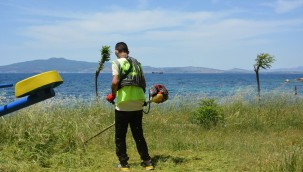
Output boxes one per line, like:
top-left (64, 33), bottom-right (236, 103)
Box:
top-left (0, 58), bottom-right (224, 73)
top-left (226, 67), bottom-right (303, 74)
top-left (225, 68), bottom-right (253, 73)
top-left (269, 66), bottom-right (303, 74)
top-left (143, 66), bottom-right (224, 73)
top-left (0, 58), bottom-right (110, 73)
top-left (0, 58), bottom-right (302, 74)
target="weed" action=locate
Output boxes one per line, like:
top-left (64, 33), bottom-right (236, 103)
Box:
top-left (190, 98), bottom-right (224, 129)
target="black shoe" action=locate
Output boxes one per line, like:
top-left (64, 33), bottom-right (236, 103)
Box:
top-left (141, 160), bottom-right (154, 170)
top-left (117, 163), bottom-right (130, 171)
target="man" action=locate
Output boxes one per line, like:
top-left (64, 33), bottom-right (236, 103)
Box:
top-left (106, 42), bottom-right (154, 171)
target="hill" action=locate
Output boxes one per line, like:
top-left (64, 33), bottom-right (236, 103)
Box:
top-left (0, 58), bottom-right (302, 73)
top-left (269, 66), bottom-right (303, 74)
top-left (225, 68), bottom-right (253, 73)
top-left (0, 58), bottom-right (112, 73)
top-left (0, 58), bottom-right (223, 73)
top-left (144, 66), bottom-right (224, 73)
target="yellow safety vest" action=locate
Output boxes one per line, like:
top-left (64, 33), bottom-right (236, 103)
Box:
top-left (113, 57), bottom-right (146, 105)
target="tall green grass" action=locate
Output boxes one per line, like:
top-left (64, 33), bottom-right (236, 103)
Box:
top-left (0, 92), bottom-right (303, 171)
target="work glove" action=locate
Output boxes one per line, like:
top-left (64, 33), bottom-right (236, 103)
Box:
top-left (106, 93), bottom-right (115, 103)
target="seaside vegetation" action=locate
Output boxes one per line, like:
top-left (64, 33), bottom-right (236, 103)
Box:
top-left (0, 91), bottom-right (303, 171)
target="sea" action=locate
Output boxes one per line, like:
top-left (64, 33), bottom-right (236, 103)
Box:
top-left (1, 73), bottom-right (303, 103)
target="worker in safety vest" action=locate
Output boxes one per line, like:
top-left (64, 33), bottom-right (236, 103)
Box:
top-left (106, 42), bottom-right (154, 171)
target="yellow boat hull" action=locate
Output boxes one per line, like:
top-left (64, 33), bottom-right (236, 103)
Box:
top-left (15, 70), bottom-right (63, 98)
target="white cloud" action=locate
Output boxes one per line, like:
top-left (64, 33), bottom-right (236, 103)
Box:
top-left (19, 8), bottom-right (303, 68)
top-left (23, 9), bottom-right (302, 48)
top-left (137, 0), bottom-right (150, 8)
top-left (275, 0), bottom-right (303, 13)
top-left (23, 10), bottom-right (218, 47)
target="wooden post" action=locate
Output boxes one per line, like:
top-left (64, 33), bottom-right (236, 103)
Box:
top-left (295, 85), bottom-right (298, 96)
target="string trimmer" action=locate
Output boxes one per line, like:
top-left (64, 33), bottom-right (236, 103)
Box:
top-left (84, 84), bottom-right (168, 145)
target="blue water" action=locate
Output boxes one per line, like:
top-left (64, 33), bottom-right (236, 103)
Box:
top-left (1, 73), bottom-right (303, 102)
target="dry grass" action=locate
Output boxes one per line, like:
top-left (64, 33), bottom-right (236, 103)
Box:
top-left (1, 93), bottom-right (303, 171)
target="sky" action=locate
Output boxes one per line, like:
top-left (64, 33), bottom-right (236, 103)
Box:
top-left (0, 0), bottom-right (303, 70)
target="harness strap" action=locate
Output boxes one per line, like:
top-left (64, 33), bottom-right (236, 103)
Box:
top-left (114, 57), bottom-right (145, 91)
top-left (130, 57), bottom-right (145, 91)
top-left (114, 58), bottom-right (133, 90)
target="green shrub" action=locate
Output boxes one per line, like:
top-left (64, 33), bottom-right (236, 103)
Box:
top-left (190, 98), bottom-right (224, 129)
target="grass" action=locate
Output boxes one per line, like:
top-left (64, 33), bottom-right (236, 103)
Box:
top-left (1, 92), bottom-right (303, 171)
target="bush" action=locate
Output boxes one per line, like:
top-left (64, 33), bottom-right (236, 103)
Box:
top-left (190, 98), bottom-right (224, 129)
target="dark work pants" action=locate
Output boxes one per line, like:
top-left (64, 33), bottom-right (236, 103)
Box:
top-left (115, 109), bottom-right (151, 165)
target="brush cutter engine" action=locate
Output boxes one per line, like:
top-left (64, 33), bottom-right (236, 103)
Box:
top-left (149, 84), bottom-right (169, 103)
